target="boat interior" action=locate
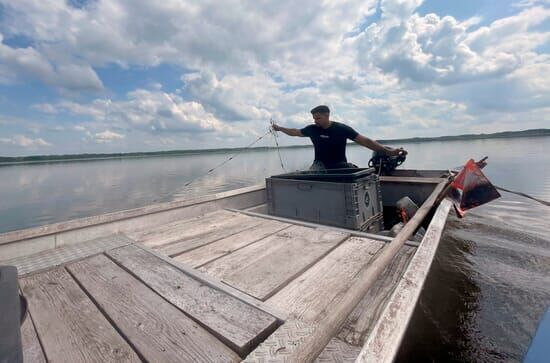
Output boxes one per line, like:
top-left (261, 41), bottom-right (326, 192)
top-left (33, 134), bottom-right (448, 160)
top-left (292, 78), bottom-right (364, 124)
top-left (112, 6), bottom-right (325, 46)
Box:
top-left (1, 169), bottom-right (452, 362)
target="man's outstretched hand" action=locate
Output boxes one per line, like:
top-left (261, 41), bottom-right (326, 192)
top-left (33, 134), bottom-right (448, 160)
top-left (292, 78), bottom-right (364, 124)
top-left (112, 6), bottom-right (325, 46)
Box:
top-left (271, 123), bottom-right (283, 132)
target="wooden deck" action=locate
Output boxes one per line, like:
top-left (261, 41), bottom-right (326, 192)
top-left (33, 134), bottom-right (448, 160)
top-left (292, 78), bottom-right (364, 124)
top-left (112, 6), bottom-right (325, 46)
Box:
top-left (11, 209), bottom-right (420, 362)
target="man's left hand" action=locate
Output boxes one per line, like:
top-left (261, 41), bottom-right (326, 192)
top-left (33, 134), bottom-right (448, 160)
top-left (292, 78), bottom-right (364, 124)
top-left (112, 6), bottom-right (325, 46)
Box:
top-left (390, 147), bottom-right (407, 157)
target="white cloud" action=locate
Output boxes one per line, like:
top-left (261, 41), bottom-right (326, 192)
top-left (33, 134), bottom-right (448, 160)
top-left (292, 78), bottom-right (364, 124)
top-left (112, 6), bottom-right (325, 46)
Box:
top-left (54, 63), bottom-right (104, 91)
top-left (512, 0), bottom-right (550, 8)
top-left (355, 7), bottom-right (547, 85)
top-left (0, 0), bottom-right (376, 86)
top-left (31, 103), bottom-right (58, 114)
top-left (381, 0), bottom-right (424, 21)
top-left (347, 0), bottom-right (550, 126)
top-left (0, 33), bottom-right (103, 91)
top-left (144, 137), bottom-right (176, 146)
top-left (94, 130), bottom-right (125, 143)
top-left (182, 71), bottom-right (281, 122)
top-left (0, 135), bottom-right (52, 147)
top-left (36, 87), bottom-right (239, 136)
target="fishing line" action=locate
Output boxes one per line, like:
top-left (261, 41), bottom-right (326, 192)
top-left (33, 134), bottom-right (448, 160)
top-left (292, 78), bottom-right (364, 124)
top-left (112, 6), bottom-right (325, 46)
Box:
top-left (269, 118), bottom-right (287, 172)
top-left (494, 186), bottom-right (550, 207)
top-left (182, 129), bottom-right (272, 188)
top-left (181, 116), bottom-right (292, 190)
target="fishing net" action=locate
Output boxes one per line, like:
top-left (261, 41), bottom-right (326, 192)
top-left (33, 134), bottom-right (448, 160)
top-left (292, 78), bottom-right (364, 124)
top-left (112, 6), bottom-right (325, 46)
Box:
top-left (450, 159), bottom-right (501, 217)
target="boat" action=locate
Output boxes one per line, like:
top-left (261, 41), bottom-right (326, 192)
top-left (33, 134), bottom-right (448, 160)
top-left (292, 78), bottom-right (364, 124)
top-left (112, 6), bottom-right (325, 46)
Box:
top-left (0, 168), bottom-right (453, 362)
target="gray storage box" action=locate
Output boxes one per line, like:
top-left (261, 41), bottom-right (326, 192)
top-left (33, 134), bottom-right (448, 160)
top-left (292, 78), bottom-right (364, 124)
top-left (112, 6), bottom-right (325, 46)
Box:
top-left (266, 168), bottom-right (383, 232)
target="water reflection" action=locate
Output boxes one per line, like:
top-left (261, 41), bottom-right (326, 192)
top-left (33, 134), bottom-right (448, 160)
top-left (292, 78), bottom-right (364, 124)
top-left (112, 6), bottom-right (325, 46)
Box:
top-left (0, 149), bottom-right (311, 232)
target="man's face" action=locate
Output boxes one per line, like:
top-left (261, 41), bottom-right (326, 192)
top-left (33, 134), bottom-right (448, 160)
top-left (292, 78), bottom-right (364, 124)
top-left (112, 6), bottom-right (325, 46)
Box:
top-left (312, 112), bottom-right (330, 128)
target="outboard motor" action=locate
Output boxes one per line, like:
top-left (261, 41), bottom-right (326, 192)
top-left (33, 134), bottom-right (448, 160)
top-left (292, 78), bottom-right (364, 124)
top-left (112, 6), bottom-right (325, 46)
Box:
top-left (368, 150), bottom-right (406, 174)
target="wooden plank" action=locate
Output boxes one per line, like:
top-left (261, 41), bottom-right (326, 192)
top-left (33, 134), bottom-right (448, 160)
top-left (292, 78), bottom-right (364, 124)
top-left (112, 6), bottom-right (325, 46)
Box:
top-left (315, 337), bottom-right (361, 363)
top-left (356, 199), bottom-right (452, 363)
top-left (174, 220), bottom-right (290, 268)
top-left (20, 268), bottom-right (140, 363)
top-left (200, 226), bottom-right (349, 300)
top-left (3, 234), bottom-right (134, 276)
top-left (226, 208), bottom-right (420, 247)
top-left (126, 210), bottom-right (235, 246)
top-left (107, 245), bottom-right (279, 357)
top-left (243, 180), bottom-right (449, 362)
top-left (267, 237), bottom-right (385, 324)
top-left (337, 245), bottom-right (415, 346)
top-left (158, 214), bottom-right (266, 257)
top-left (21, 313), bottom-right (46, 363)
top-left (133, 244), bottom-right (288, 322)
top-left (67, 254), bottom-right (239, 362)
top-left (128, 209), bottom-right (265, 256)
top-left (242, 319), bottom-right (316, 362)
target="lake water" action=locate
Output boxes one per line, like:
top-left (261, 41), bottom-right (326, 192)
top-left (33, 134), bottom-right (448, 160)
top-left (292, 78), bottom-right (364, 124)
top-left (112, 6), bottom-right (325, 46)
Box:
top-left (1, 136), bottom-right (549, 362)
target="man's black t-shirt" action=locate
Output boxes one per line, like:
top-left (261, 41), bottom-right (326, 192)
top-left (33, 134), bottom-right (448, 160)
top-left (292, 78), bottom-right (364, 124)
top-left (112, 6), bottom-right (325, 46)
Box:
top-left (300, 122), bottom-right (359, 167)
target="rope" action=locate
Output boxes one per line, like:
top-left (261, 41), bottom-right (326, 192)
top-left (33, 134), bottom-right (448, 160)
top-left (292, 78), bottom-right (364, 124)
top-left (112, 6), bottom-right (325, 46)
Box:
top-left (495, 186), bottom-right (550, 207)
top-left (182, 129), bottom-right (272, 188)
top-left (181, 117), bottom-right (290, 190)
top-left (270, 118), bottom-right (287, 172)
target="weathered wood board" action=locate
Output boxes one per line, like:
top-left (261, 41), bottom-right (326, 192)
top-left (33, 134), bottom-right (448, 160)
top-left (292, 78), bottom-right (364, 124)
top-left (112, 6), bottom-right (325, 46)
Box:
top-left (21, 314), bottom-right (46, 363)
top-left (356, 199), bottom-right (452, 363)
top-left (4, 233), bottom-right (133, 276)
top-left (338, 245), bottom-right (416, 346)
top-left (67, 254), bottom-right (240, 362)
top-left (20, 268), bottom-right (140, 363)
top-left (126, 209), bottom-right (226, 242)
top-left (242, 319), bottom-right (316, 362)
top-left (199, 226), bottom-right (349, 300)
top-left (174, 220), bottom-right (290, 268)
top-left (315, 337), bottom-right (361, 363)
top-left (107, 244), bottom-right (279, 356)
top-left (267, 237), bottom-right (385, 324)
top-left (128, 210), bottom-right (247, 247)
top-left (158, 214), bottom-right (266, 257)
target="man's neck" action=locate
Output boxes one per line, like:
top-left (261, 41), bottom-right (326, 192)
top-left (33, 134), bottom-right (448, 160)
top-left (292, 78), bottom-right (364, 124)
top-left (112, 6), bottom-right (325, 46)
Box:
top-left (320, 120), bottom-right (332, 129)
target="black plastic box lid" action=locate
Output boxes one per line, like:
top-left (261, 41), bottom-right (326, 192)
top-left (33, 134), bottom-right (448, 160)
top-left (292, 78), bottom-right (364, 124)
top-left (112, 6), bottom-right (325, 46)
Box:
top-left (269, 167), bottom-right (376, 183)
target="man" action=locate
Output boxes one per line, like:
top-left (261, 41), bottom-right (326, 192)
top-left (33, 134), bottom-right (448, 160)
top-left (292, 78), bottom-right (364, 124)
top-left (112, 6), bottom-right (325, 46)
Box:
top-left (272, 105), bottom-right (407, 170)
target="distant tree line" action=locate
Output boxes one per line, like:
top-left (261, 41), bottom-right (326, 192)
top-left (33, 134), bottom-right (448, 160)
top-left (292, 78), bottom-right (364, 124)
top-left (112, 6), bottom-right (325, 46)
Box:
top-left (1, 128), bottom-right (549, 164)
top-left (377, 128), bottom-right (550, 144)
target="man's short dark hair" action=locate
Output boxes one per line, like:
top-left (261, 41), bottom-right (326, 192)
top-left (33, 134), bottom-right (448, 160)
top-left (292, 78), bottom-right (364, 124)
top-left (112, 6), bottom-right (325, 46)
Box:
top-left (310, 105), bottom-right (330, 114)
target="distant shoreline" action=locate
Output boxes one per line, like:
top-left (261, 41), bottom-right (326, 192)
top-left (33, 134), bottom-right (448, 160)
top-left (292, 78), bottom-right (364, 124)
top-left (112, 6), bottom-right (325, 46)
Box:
top-left (1, 128), bottom-right (549, 166)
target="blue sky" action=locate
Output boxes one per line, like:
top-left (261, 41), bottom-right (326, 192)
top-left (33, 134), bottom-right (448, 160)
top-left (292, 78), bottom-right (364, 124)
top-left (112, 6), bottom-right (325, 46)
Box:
top-left (0, 0), bottom-right (548, 156)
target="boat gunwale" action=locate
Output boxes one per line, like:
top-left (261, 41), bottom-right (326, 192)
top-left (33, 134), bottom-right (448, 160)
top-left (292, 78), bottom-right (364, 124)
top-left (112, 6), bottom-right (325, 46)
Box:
top-left (355, 198), bottom-right (453, 363)
top-left (0, 184), bottom-right (265, 246)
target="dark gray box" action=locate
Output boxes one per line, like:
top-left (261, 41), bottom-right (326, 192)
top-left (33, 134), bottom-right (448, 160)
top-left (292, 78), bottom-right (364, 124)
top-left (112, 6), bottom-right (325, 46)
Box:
top-left (266, 168), bottom-right (383, 232)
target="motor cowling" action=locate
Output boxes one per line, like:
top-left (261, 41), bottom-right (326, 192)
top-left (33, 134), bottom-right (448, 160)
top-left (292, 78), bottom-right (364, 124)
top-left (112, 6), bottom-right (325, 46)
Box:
top-left (368, 150), bottom-right (406, 174)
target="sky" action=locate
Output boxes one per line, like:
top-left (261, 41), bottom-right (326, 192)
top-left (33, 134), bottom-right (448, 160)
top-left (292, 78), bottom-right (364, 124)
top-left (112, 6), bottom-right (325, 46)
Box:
top-left (0, 0), bottom-right (549, 156)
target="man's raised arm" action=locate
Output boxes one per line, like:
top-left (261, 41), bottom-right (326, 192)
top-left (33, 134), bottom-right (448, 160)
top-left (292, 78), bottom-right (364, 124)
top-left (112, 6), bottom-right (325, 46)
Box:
top-left (353, 134), bottom-right (407, 156)
top-left (272, 124), bottom-right (304, 137)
